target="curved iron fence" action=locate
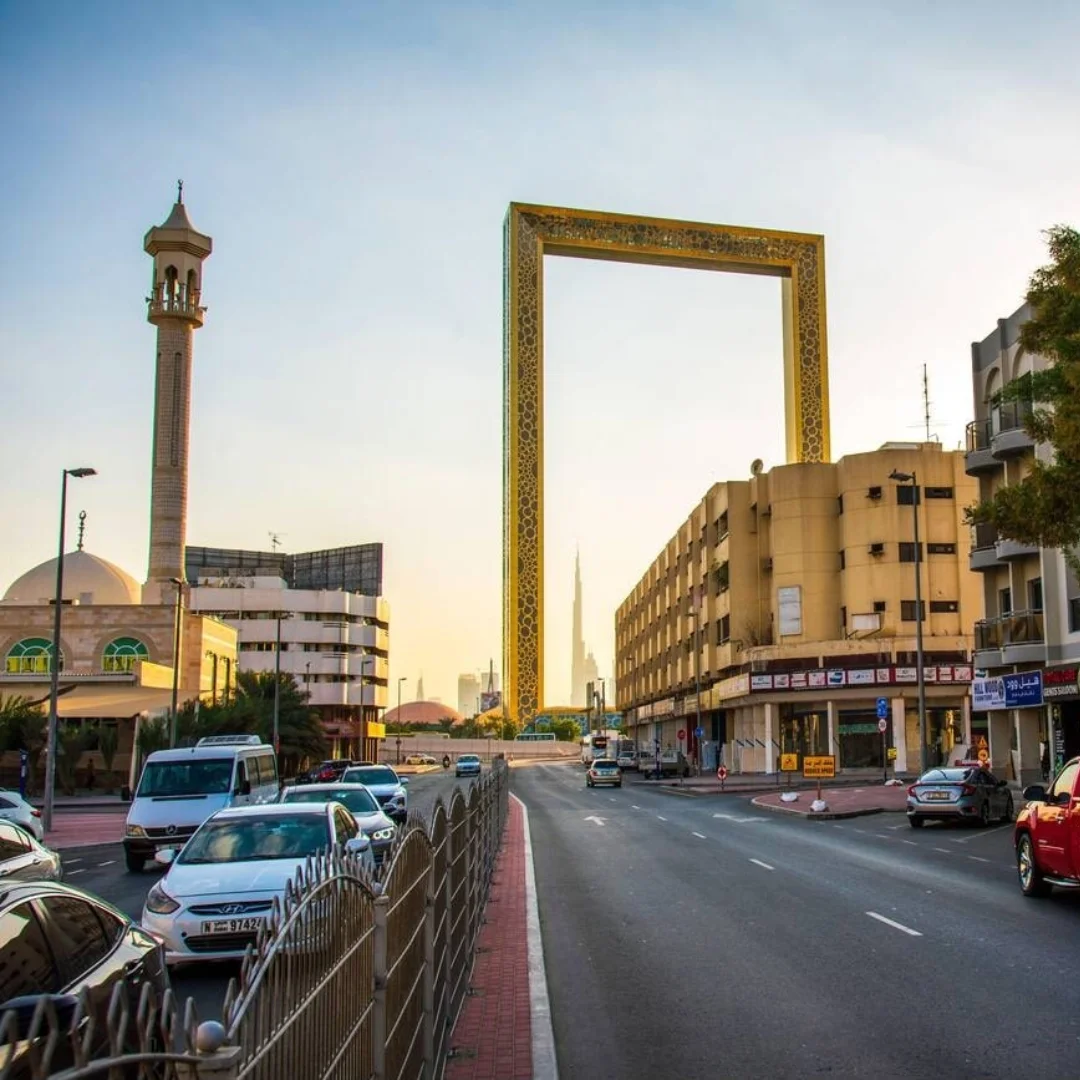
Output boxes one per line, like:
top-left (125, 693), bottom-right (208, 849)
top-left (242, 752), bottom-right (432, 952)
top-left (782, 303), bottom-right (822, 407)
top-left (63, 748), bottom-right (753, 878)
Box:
top-left (0, 761), bottom-right (510, 1080)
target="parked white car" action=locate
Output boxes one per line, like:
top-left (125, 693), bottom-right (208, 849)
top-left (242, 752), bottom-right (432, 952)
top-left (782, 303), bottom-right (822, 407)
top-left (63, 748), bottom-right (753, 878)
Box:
top-left (140, 803), bottom-right (371, 964)
top-left (0, 789), bottom-right (45, 840)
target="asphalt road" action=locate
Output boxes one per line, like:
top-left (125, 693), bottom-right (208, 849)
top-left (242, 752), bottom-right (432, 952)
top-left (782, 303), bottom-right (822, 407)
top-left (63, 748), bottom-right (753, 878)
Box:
top-left (515, 762), bottom-right (1080, 1080)
top-left (67, 767), bottom-right (474, 1024)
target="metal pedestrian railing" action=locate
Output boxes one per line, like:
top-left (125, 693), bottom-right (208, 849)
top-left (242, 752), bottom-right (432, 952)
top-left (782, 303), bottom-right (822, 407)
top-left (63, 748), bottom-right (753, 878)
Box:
top-left (0, 760), bottom-right (511, 1080)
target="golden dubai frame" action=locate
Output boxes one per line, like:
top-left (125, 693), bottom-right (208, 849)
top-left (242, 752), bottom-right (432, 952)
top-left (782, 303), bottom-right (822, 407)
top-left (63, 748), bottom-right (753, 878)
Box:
top-left (503, 203), bottom-right (831, 725)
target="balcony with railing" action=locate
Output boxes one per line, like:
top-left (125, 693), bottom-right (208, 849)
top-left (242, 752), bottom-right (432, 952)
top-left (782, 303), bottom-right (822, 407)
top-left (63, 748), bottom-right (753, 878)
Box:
top-left (990, 399), bottom-right (1035, 459)
top-left (147, 281), bottom-right (206, 326)
top-left (975, 610), bottom-right (1045, 667)
top-left (964, 419), bottom-right (997, 475)
top-left (969, 522), bottom-right (1002, 572)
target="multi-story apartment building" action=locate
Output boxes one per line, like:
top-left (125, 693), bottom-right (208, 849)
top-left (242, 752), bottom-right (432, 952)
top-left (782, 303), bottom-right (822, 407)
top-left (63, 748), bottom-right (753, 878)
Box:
top-left (617, 443), bottom-right (980, 776)
top-left (189, 575), bottom-right (390, 759)
top-left (966, 305), bottom-right (1080, 784)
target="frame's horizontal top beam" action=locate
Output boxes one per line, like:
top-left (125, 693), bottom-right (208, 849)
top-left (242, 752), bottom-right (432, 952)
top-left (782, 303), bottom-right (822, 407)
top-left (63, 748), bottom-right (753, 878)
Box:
top-left (541, 240), bottom-right (794, 277)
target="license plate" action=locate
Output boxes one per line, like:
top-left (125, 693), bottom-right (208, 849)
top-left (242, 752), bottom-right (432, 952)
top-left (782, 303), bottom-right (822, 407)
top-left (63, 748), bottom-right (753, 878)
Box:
top-left (924, 791), bottom-right (950, 801)
top-left (200, 917), bottom-right (264, 934)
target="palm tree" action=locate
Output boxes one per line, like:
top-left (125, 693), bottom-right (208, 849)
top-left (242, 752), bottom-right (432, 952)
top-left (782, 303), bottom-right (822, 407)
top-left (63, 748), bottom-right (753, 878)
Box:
top-left (0, 695), bottom-right (47, 794)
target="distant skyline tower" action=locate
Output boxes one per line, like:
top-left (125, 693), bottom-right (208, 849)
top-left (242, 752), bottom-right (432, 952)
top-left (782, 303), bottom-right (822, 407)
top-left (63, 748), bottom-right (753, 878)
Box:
top-left (571, 549), bottom-right (587, 706)
top-left (143, 183), bottom-right (212, 604)
top-left (417, 673), bottom-right (425, 701)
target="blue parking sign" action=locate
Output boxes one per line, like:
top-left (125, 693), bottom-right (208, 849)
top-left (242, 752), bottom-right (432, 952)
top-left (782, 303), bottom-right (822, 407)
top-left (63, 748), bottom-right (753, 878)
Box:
top-left (876, 697), bottom-right (889, 719)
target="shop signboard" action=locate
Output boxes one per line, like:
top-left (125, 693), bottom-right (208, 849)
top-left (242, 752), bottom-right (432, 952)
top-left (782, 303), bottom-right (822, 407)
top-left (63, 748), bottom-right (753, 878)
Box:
top-left (751, 674), bottom-right (773, 691)
top-left (827, 670), bottom-right (846, 686)
top-left (1043, 666), bottom-right (1080, 700)
top-left (1003, 671), bottom-right (1043, 708)
top-left (895, 667), bottom-right (917, 683)
top-left (773, 673), bottom-right (790, 689)
top-left (847, 669), bottom-right (875, 686)
top-left (972, 677), bottom-right (1006, 710)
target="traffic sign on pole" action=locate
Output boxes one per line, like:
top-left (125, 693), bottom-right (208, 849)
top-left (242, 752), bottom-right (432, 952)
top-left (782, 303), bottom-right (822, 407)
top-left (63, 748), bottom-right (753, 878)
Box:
top-left (876, 697), bottom-right (889, 720)
top-left (694, 726), bottom-right (704, 739)
top-left (677, 729), bottom-right (686, 742)
top-left (877, 718), bottom-right (888, 733)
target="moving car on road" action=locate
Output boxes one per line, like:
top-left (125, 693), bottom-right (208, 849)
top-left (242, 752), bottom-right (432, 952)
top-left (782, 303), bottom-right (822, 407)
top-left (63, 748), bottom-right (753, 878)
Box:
top-left (907, 765), bottom-right (1013, 828)
top-left (0, 821), bottom-right (62, 883)
top-left (455, 754), bottom-right (482, 779)
top-left (0, 790), bottom-right (44, 841)
top-left (586, 759), bottom-right (622, 789)
top-left (0, 881), bottom-right (170, 1074)
top-left (140, 803), bottom-right (371, 963)
top-left (341, 765), bottom-right (409, 823)
top-left (123, 735), bottom-right (279, 873)
top-left (279, 782), bottom-right (397, 864)
top-left (405, 754), bottom-right (437, 765)
top-left (1015, 756), bottom-right (1080, 898)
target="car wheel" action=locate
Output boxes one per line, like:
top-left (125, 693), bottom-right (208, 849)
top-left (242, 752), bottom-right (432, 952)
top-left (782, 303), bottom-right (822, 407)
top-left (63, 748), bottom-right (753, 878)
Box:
top-left (1017, 833), bottom-right (1052, 897)
top-left (1002, 796), bottom-right (1014, 823)
top-left (978, 800), bottom-right (991, 827)
top-left (125, 850), bottom-right (144, 873)
top-left (908, 815), bottom-right (924, 829)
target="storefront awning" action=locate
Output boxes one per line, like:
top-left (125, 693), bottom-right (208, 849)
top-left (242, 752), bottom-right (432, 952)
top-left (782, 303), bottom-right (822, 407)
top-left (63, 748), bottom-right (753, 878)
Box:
top-left (0, 682), bottom-right (202, 719)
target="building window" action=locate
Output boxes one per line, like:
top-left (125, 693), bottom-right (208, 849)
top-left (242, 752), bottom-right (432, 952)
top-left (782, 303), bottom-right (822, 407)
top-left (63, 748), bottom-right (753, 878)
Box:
top-left (897, 485), bottom-right (921, 506)
top-left (900, 601), bottom-right (926, 622)
top-left (925, 487), bottom-right (954, 499)
top-left (873, 600), bottom-right (886, 613)
top-left (899, 542), bottom-right (923, 563)
top-left (999, 587), bottom-right (1012, 616)
top-left (1070, 597), bottom-right (1080, 633)
top-left (839, 550), bottom-right (846, 570)
top-left (927, 543), bottom-right (957, 555)
top-left (840, 606), bottom-right (847, 633)
top-left (837, 494), bottom-right (844, 514)
top-left (5, 638), bottom-right (63, 674)
top-left (929, 601), bottom-right (959, 614)
top-left (716, 512), bottom-right (729, 543)
top-left (716, 615), bottom-right (730, 645)
top-left (714, 561), bottom-right (730, 593)
top-left (1028, 578), bottom-right (1044, 613)
top-left (102, 637), bottom-right (149, 673)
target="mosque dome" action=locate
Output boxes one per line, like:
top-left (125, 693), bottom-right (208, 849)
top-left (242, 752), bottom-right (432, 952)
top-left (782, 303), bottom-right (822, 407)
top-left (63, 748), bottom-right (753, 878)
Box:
top-left (3, 550), bottom-right (142, 606)
top-left (383, 701), bottom-right (466, 728)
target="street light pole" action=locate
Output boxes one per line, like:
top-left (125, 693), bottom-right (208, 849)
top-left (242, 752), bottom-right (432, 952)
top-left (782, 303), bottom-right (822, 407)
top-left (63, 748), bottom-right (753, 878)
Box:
top-left (43, 466), bottom-right (96, 833)
top-left (891, 469), bottom-right (927, 775)
top-left (397, 676), bottom-right (407, 727)
top-left (168, 577), bottom-right (184, 748)
top-left (272, 611), bottom-right (282, 757)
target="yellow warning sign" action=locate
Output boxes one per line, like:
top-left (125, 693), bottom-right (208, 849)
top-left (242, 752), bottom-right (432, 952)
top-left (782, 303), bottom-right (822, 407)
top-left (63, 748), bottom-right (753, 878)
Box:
top-left (887, 747), bottom-right (898, 761)
top-left (803, 755), bottom-right (836, 779)
top-left (780, 753), bottom-right (799, 772)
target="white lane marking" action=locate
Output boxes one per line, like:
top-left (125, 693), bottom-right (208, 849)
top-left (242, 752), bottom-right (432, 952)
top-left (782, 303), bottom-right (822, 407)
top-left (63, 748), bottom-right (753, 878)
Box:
top-left (901, 840), bottom-right (918, 846)
top-left (967, 855), bottom-right (991, 864)
top-left (65, 858), bottom-right (82, 865)
top-left (692, 832), bottom-right (707, 839)
top-left (97, 860), bottom-right (116, 867)
top-left (631, 805), bottom-right (641, 810)
top-left (952, 824), bottom-right (1012, 844)
top-left (510, 794), bottom-right (559, 1080)
top-left (657, 816), bottom-right (668, 822)
top-left (866, 911), bottom-right (922, 937)
top-left (584, 815), bottom-right (606, 827)
top-left (713, 814), bottom-right (769, 823)
top-left (749, 858), bottom-right (775, 871)
top-left (932, 847), bottom-right (951, 854)
top-left (832, 824), bottom-right (845, 829)
top-left (888, 824), bottom-right (907, 830)
top-left (875, 834), bottom-right (891, 840)
top-left (609, 797), bottom-right (617, 802)
top-left (65, 868), bottom-right (86, 876)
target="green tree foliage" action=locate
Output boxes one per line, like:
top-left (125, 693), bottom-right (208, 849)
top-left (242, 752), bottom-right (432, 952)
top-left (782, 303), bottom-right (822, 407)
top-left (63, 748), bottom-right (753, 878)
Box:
top-left (547, 718), bottom-right (581, 742)
top-left (174, 670), bottom-right (327, 774)
top-left (96, 722), bottom-right (119, 793)
top-left (0, 695), bottom-right (47, 793)
top-left (56, 721), bottom-right (92, 795)
top-left (136, 717), bottom-right (170, 759)
top-left (969, 225), bottom-right (1080, 576)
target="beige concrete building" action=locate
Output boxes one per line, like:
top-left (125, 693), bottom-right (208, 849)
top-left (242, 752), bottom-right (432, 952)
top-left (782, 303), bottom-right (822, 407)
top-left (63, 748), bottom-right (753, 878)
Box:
top-left (965, 305), bottom-right (1080, 785)
top-left (617, 442), bottom-right (980, 775)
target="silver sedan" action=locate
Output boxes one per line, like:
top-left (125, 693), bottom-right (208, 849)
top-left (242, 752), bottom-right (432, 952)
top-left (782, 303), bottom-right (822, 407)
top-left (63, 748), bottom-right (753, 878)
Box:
top-left (0, 820), bottom-right (63, 881)
top-left (907, 766), bottom-right (1014, 828)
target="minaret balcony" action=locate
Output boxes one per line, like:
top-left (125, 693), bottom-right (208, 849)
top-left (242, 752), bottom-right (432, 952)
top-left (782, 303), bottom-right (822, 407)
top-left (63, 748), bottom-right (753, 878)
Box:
top-left (147, 295), bottom-right (205, 326)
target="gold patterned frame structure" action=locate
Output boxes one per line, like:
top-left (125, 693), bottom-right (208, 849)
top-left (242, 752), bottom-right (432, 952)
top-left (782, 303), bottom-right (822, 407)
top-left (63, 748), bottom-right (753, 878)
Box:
top-left (503, 202), bottom-right (830, 724)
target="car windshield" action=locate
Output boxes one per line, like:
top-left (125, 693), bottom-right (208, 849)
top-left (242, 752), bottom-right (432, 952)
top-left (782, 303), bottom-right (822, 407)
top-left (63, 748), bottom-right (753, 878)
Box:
top-left (179, 815), bottom-right (330, 863)
top-left (137, 759), bottom-right (233, 797)
top-left (918, 768), bottom-right (974, 783)
top-left (284, 788), bottom-right (379, 814)
top-left (344, 767), bottom-right (398, 786)
top-left (460, 756), bottom-right (479, 763)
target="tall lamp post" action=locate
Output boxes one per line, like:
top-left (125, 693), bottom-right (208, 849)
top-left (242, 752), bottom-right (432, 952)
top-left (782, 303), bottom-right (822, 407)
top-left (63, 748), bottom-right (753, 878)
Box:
top-left (43, 466), bottom-right (96, 834)
top-left (168, 577), bottom-right (185, 747)
top-left (272, 610), bottom-right (285, 757)
top-left (397, 676), bottom-right (408, 726)
top-left (356, 654), bottom-right (374, 759)
top-left (890, 469), bottom-right (927, 776)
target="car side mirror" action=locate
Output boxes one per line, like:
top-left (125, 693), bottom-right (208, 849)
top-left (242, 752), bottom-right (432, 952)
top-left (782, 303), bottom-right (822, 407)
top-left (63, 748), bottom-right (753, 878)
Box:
top-left (400, 778), bottom-right (409, 787)
top-left (345, 835), bottom-right (371, 856)
top-left (1022, 784), bottom-right (1047, 803)
top-left (154, 848), bottom-right (176, 867)
top-left (237, 780), bottom-right (251, 797)
top-left (1057, 790), bottom-right (1072, 806)
top-left (120, 785), bottom-right (132, 802)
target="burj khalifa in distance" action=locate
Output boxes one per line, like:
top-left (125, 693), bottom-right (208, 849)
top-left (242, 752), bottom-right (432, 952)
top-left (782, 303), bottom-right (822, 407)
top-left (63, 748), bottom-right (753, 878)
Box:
top-left (570, 550), bottom-right (599, 707)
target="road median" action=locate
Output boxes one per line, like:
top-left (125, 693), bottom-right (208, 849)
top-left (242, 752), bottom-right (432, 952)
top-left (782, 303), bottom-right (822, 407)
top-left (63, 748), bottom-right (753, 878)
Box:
top-left (751, 785), bottom-right (909, 820)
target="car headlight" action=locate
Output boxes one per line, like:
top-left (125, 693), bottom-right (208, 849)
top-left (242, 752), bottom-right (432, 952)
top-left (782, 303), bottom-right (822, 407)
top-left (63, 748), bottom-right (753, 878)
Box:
top-left (392, 790), bottom-right (406, 802)
top-left (126, 824), bottom-right (147, 838)
top-left (144, 883), bottom-right (180, 916)
top-left (368, 827), bottom-right (395, 841)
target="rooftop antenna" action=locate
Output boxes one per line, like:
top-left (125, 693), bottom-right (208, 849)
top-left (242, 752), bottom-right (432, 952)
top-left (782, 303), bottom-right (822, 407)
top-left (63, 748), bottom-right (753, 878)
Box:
top-left (268, 531), bottom-right (287, 553)
top-left (923, 363), bottom-right (932, 441)
top-left (77, 511), bottom-right (87, 552)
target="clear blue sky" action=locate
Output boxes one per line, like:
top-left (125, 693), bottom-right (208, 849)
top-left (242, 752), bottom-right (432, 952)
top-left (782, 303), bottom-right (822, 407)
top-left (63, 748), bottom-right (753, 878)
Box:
top-left (2, 1), bottom-right (1078, 708)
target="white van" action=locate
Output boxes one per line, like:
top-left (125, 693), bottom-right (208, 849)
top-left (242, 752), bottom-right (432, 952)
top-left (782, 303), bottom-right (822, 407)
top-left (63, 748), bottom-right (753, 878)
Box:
top-left (123, 735), bottom-right (279, 872)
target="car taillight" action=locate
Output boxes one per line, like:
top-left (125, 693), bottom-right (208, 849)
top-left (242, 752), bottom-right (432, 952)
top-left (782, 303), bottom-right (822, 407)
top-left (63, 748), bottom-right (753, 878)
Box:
top-left (960, 784), bottom-right (976, 796)
top-left (907, 785), bottom-right (917, 796)
top-left (31, 809), bottom-right (42, 817)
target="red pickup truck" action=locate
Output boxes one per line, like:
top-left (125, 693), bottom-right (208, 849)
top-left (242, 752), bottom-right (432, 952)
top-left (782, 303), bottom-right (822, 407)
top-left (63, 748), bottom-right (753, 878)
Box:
top-left (1015, 757), bottom-right (1080, 897)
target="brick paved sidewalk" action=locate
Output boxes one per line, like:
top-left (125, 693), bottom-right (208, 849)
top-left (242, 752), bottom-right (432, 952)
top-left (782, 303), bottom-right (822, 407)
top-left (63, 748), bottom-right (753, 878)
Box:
top-left (46, 812), bottom-right (126, 850)
top-left (752, 784), bottom-right (909, 819)
top-left (446, 797), bottom-right (532, 1080)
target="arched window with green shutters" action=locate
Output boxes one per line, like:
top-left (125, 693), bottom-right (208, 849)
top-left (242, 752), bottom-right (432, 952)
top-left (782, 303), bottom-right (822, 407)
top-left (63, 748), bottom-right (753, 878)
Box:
top-left (5, 638), bottom-right (63, 674)
top-left (103, 637), bottom-right (149, 673)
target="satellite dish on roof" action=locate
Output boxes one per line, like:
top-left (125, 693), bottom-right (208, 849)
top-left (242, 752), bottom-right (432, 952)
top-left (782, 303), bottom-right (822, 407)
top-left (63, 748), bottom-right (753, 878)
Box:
top-left (750, 459), bottom-right (764, 476)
